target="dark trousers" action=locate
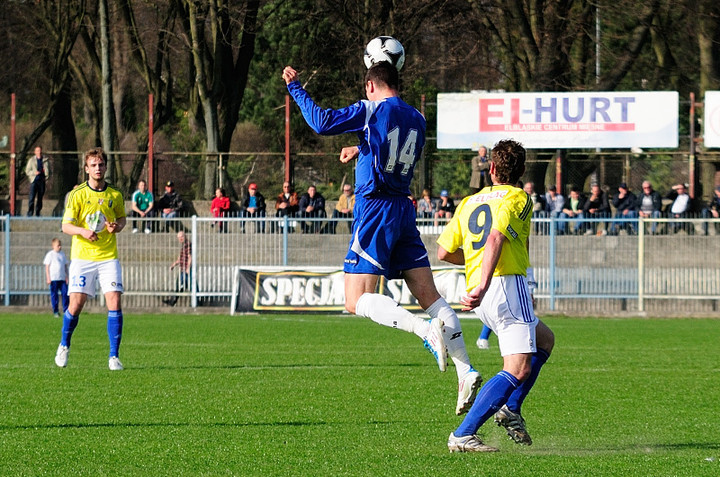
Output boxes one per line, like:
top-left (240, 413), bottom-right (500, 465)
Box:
top-left (49, 280), bottom-right (69, 313)
top-left (129, 209), bottom-right (155, 230)
top-left (330, 210), bottom-right (352, 233)
top-left (28, 178), bottom-right (46, 216)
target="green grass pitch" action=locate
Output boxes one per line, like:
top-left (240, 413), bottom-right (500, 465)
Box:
top-left (1, 312), bottom-right (719, 476)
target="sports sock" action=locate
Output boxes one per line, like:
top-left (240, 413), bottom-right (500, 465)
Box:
top-left (355, 293), bottom-right (429, 338)
top-left (455, 370), bottom-right (519, 437)
top-left (480, 325), bottom-right (493, 340)
top-left (425, 297), bottom-right (472, 377)
top-left (107, 310), bottom-right (123, 358)
top-left (60, 310), bottom-right (79, 347)
top-left (505, 348), bottom-right (550, 413)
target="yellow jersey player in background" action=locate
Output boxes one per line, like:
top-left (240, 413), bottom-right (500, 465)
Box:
top-left (55, 148), bottom-right (127, 371)
top-left (437, 139), bottom-right (555, 452)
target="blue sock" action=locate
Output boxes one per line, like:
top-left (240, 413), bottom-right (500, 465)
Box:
top-left (60, 310), bottom-right (79, 347)
top-left (107, 310), bottom-right (123, 358)
top-left (479, 325), bottom-right (493, 340)
top-left (506, 348), bottom-right (550, 413)
top-left (455, 370), bottom-right (519, 436)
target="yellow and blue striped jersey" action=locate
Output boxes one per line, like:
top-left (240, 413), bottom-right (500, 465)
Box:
top-left (63, 182), bottom-right (125, 261)
top-left (437, 184), bottom-right (532, 291)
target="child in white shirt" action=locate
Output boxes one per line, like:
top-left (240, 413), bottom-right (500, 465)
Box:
top-left (44, 238), bottom-right (69, 317)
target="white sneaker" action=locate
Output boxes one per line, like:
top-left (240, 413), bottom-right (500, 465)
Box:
top-left (422, 318), bottom-right (447, 372)
top-left (132, 228), bottom-right (139, 234)
top-left (456, 369), bottom-right (483, 415)
top-left (447, 432), bottom-right (499, 453)
top-left (55, 344), bottom-right (69, 367)
top-left (144, 228), bottom-right (151, 234)
top-left (476, 338), bottom-right (490, 350)
top-left (108, 356), bottom-right (124, 371)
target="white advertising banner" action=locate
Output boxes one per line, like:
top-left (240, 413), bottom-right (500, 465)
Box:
top-left (437, 91), bottom-right (678, 149)
top-left (703, 91), bottom-right (720, 148)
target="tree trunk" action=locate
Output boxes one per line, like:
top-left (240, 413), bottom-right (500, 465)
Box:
top-left (100, 0), bottom-right (119, 182)
top-left (50, 84), bottom-right (79, 215)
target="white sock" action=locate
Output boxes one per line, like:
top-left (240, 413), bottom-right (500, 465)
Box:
top-left (355, 293), bottom-right (429, 338)
top-left (426, 297), bottom-right (472, 378)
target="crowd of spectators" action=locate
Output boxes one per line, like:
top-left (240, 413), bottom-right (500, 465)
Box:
top-left (119, 178), bottom-right (720, 236)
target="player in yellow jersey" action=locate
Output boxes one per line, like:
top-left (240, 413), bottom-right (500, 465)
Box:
top-left (437, 139), bottom-right (555, 452)
top-left (54, 148), bottom-right (127, 371)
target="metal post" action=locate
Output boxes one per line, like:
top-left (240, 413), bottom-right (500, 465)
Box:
top-left (689, 92), bottom-right (696, 198)
top-left (549, 215), bottom-right (556, 311)
top-left (148, 94), bottom-right (154, 194)
top-left (285, 95), bottom-right (291, 184)
top-left (638, 217), bottom-right (645, 312)
top-left (9, 94), bottom-right (16, 216)
top-left (4, 215), bottom-right (10, 306)
top-left (283, 215), bottom-right (289, 266)
top-left (191, 215), bottom-right (197, 308)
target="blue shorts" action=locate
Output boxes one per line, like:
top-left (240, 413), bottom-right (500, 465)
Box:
top-left (344, 195), bottom-right (430, 279)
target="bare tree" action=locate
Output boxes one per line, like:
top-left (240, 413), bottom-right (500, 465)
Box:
top-left (179, 0), bottom-right (260, 199)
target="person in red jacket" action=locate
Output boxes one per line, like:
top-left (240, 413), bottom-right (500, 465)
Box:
top-left (211, 187), bottom-right (231, 232)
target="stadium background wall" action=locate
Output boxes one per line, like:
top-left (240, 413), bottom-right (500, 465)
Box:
top-left (2, 215), bottom-right (719, 316)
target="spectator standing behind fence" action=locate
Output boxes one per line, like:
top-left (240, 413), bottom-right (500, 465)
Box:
top-left (702, 186), bottom-right (720, 235)
top-left (608, 183), bottom-right (638, 235)
top-left (130, 179), bottom-right (154, 234)
top-left (164, 231), bottom-right (192, 306)
top-left (434, 190), bottom-right (455, 227)
top-left (636, 180), bottom-right (663, 234)
top-left (668, 183), bottom-right (691, 233)
top-left (241, 183), bottom-right (266, 233)
top-left (582, 183), bottom-right (611, 235)
top-left (210, 187), bottom-right (231, 233)
top-left (298, 185), bottom-right (327, 233)
top-left (157, 181), bottom-right (183, 232)
top-left (559, 187), bottom-right (585, 235)
top-left (417, 188), bottom-right (436, 225)
top-left (330, 184), bottom-right (355, 234)
top-left (25, 146), bottom-right (52, 217)
top-left (44, 237), bottom-right (69, 318)
top-left (469, 146), bottom-right (490, 194)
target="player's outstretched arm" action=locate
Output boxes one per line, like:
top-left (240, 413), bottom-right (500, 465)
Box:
top-left (282, 66), bottom-right (298, 84)
top-left (339, 146), bottom-right (359, 164)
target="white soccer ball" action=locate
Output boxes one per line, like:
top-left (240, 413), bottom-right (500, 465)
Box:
top-left (86, 211), bottom-right (107, 233)
top-left (363, 36), bottom-right (405, 71)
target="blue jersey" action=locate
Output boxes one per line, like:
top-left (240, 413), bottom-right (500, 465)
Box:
top-left (287, 81), bottom-right (426, 197)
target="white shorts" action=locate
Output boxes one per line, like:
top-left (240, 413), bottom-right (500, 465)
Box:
top-left (474, 274), bottom-right (537, 357)
top-left (68, 259), bottom-right (124, 297)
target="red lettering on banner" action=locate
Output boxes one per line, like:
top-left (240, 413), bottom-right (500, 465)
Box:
top-left (479, 98), bottom-right (506, 131)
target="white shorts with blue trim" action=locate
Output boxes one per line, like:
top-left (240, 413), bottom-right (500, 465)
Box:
top-left (68, 258), bottom-right (124, 297)
top-left (474, 274), bottom-right (537, 357)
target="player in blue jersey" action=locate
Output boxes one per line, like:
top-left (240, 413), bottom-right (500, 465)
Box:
top-left (283, 62), bottom-right (481, 415)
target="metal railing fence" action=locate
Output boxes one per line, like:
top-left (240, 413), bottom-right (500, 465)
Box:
top-left (2, 214), bottom-right (719, 314)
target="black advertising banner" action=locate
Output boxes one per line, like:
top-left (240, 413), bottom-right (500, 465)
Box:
top-left (233, 268), bottom-right (468, 313)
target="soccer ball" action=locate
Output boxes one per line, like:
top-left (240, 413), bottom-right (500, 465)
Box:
top-left (363, 36), bottom-right (405, 71)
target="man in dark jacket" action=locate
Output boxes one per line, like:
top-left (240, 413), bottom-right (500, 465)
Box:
top-left (241, 183), bottom-right (266, 233)
top-left (298, 185), bottom-right (326, 233)
top-left (582, 183), bottom-right (611, 235)
top-left (609, 183), bottom-right (638, 235)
